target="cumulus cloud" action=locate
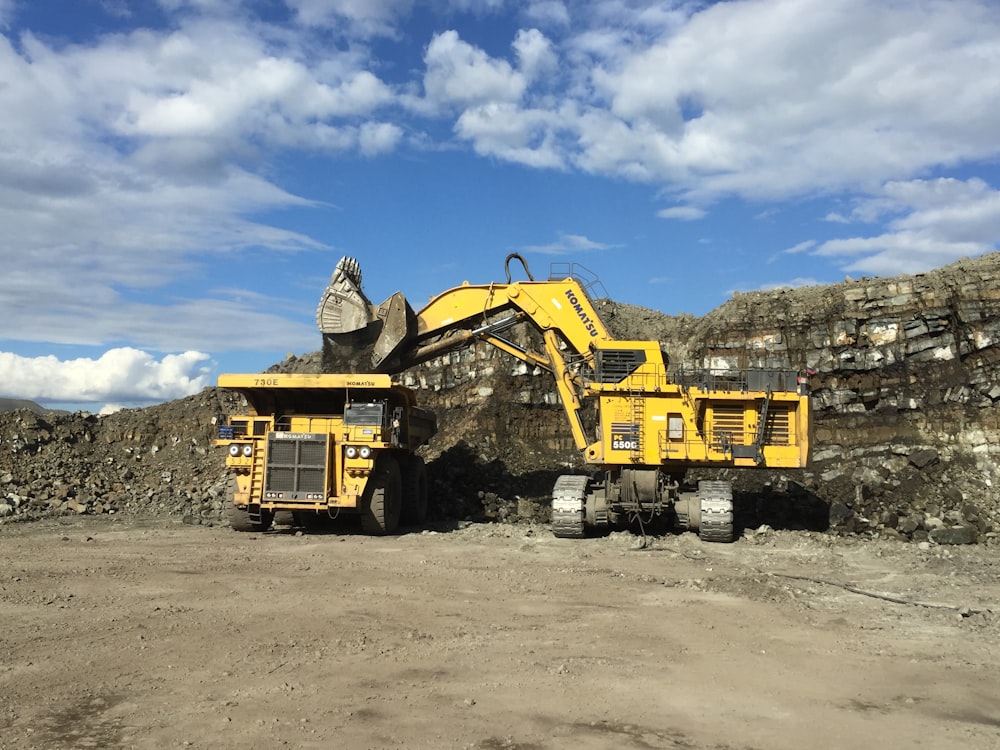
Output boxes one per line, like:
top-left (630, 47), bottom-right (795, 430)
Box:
top-left (420, 0), bottom-right (1000, 214)
top-left (657, 206), bottom-right (706, 221)
top-left (812, 178), bottom-right (1000, 275)
top-left (423, 30), bottom-right (527, 110)
top-left (524, 1), bottom-right (570, 27)
top-left (284, 0), bottom-right (415, 36)
top-left (513, 28), bottom-right (558, 81)
top-left (584, 0), bottom-right (1000, 200)
top-left (0, 12), bottom-right (386, 361)
top-left (455, 102), bottom-right (565, 168)
top-left (0, 349), bottom-right (212, 406)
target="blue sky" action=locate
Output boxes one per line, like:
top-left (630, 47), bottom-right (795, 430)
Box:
top-left (1, 0), bottom-right (998, 412)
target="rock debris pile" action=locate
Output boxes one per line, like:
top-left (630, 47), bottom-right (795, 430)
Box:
top-left (3, 253), bottom-right (1000, 544)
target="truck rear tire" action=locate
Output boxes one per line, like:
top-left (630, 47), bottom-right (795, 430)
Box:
top-left (360, 455), bottom-right (402, 535)
top-left (401, 455), bottom-right (428, 526)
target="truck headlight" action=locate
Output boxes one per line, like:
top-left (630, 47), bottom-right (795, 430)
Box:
top-left (345, 446), bottom-right (358, 459)
top-left (241, 444), bottom-right (253, 457)
top-left (228, 444), bottom-right (241, 457)
top-left (359, 446), bottom-right (372, 459)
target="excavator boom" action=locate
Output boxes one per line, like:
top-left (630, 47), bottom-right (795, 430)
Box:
top-left (318, 253), bottom-right (613, 373)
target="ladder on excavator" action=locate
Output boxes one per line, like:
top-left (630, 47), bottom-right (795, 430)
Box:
top-left (628, 382), bottom-right (645, 463)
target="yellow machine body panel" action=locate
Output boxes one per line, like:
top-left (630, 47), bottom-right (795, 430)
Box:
top-left (589, 387), bottom-right (808, 469)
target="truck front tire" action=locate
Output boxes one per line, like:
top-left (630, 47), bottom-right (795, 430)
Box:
top-left (360, 455), bottom-right (402, 535)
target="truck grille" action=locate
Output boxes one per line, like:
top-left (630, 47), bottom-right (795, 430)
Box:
top-left (265, 433), bottom-right (327, 496)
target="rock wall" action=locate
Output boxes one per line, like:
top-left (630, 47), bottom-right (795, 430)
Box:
top-left (683, 254), bottom-right (1000, 542)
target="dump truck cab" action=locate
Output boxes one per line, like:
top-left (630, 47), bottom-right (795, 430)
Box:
top-left (215, 373), bottom-right (436, 535)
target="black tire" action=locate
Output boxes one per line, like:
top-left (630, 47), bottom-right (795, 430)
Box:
top-left (400, 455), bottom-right (428, 527)
top-left (360, 455), bottom-right (402, 535)
top-left (227, 504), bottom-right (273, 532)
top-left (226, 478), bottom-right (273, 532)
top-left (227, 503), bottom-right (257, 532)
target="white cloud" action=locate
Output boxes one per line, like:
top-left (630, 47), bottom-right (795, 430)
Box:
top-left (286, 0), bottom-right (414, 36)
top-left (581, 0), bottom-right (1000, 199)
top-left (0, 348), bottom-right (212, 405)
top-left (525, 1), bottom-right (570, 27)
top-left (522, 232), bottom-right (614, 255)
top-left (358, 121), bottom-right (404, 156)
top-left (657, 206), bottom-right (705, 220)
top-left (423, 30), bottom-right (527, 110)
top-left (782, 240), bottom-right (816, 255)
top-left (111, 31), bottom-right (393, 142)
top-left (513, 28), bottom-right (557, 81)
top-left (812, 178), bottom-right (1000, 275)
top-left (0, 15), bottom-right (383, 360)
top-left (413, 0), bottom-right (1000, 207)
top-left (455, 102), bottom-right (564, 168)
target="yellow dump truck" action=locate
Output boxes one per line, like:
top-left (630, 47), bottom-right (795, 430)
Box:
top-left (215, 373), bottom-right (436, 534)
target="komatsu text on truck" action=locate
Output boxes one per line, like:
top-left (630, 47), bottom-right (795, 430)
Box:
top-left (314, 254), bottom-right (811, 543)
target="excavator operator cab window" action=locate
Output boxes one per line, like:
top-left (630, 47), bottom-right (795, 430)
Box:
top-left (344, 401), bottom-right (385, 427)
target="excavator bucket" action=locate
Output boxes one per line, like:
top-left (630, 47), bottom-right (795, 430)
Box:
top-left (316, 256), bottom-right (418, 372)
top-left (316, 256), bottom-right (376, 335)
top-left (371, 292), bottom-right (416, 370)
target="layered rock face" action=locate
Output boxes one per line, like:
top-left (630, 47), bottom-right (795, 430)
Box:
top-left (2, 254), bottom-right (999, 543)
top-left (683, 254), bottom-right (1000, 542)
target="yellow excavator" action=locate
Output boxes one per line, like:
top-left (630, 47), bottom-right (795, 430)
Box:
top-left (317, 254), bottom-right (811, 542)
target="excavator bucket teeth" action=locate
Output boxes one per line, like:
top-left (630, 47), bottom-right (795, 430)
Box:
top-left (372, 292), bottom-right (416, 370)
top-left (316, 256), bottom-right (375, 335)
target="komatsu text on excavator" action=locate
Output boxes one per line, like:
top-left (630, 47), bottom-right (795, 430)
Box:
top-left (317, 254), bottom-right (811, 542)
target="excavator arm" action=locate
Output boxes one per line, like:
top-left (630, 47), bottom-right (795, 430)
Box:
top-left (317, 253), bottom-right (810, 472)
top-left (317, 254), bottom-right (617, 451)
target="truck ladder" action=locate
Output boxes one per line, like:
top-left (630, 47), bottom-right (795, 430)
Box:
top-left (247, 456), bottom-right (267, 522)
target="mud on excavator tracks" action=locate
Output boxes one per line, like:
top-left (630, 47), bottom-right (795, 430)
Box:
top-left (317, 254), bottom-right (811, 543)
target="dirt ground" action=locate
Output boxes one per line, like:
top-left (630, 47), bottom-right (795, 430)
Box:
top-left (1, 518), bottom-right (998, 750)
